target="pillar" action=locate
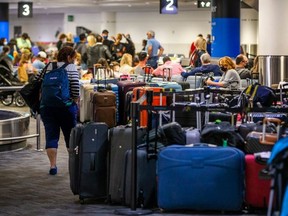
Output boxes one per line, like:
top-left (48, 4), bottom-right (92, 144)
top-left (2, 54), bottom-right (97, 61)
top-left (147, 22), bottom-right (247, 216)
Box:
top-left (258, 0), bottom-right (288, 86)
top-left (100, 12), bottom-right (116, 36)
top-left (0, 3), bottom-right (9, 39)
top-left (211, 0), bottom-right (240, 58)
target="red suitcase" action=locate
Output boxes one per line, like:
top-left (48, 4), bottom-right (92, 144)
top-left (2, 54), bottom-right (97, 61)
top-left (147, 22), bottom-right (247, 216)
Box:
top-left (245, 153), bottom-right (271, 209)
top-left (132, 86), bottom-right (166, 127)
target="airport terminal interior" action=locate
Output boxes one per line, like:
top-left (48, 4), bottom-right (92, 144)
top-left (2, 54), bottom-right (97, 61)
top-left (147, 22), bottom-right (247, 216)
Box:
top-left (0, 0), bottom-right (288, 216)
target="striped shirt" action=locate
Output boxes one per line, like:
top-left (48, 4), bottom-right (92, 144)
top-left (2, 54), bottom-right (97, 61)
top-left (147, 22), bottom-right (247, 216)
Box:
top-left (36, 62), bottom-right (80, 99)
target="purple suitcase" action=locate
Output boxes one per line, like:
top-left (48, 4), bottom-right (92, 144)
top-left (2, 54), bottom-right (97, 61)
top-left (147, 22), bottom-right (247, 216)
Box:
top-left (184, 127), bottom-right (200, 144)
top-left (117, 81), bottom-right (146, 125)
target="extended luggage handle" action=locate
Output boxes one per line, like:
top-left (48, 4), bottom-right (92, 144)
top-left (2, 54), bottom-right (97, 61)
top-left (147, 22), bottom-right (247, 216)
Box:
top-left (142, 65), bottom-right (152, 83)
top-left (162, 66), bottom-right (172, 82)
top-left (93, 63), bottom-right (107, 90)
top-left (260, 117), bottom-right (283, 145)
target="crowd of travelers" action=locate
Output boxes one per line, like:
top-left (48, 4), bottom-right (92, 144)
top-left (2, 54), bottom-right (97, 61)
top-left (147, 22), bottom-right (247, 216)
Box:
top-left (0, 31), bottom-right (258, 89)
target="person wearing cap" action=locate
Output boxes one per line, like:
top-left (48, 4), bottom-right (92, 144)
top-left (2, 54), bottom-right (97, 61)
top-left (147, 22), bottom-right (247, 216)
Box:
top-left (32, 51), bottom-right (47, 73)
top-left (102, 29), bottom-right (114, 52)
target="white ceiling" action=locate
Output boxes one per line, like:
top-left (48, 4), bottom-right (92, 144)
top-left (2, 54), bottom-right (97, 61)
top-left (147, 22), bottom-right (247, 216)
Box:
top-left (1, 0), bottom-right (204, 14)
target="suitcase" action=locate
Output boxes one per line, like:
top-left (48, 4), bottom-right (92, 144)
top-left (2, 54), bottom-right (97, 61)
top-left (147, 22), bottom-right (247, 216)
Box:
top-left (148, 81), bottom-right (182, 92)
top-left (200, 121), bottom-right (245, 150)
top-left (184, 127), bottom-right (200, 144)
top-left (245, 153), bottom-right (271, 209)
top-left (238, 121), bottom-right (277, 140)
top-left (68, 122), bottom-right (109, 202)
top-left (124, 147), bottom-right (157, 208)
top-left (248, 112), bottom-right (288, 125)
top-left (245, 118), bottom-right (282, 154)
top-left (132, 86), bottom-right (166, 127)
top-left (108, 125), bottom-right (146, 204)
top-left (157, 144), bottom-right (245, 211)
top-left (90, 90), bottom-right (116, 128)
top-left (117, 80), bottom-right (146, 125)
top-left (79, 83), bottom-right (94, 122)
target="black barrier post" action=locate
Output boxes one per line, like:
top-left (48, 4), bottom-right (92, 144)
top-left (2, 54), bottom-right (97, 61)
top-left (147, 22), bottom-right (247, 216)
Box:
top-left (114, 102), bottom-right (152, 215)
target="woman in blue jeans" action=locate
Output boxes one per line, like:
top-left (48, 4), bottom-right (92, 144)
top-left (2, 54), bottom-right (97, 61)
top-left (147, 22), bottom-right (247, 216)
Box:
top-left (39, 46), bottom-right (80, 175)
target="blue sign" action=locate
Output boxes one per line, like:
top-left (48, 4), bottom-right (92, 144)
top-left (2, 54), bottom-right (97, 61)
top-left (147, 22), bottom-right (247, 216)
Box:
top-left (160, 0), bottom-right (178, 14)
top-left (211, 18), bottom-right (240, 58)
top-left (0, 21), bottom-right (9, 39)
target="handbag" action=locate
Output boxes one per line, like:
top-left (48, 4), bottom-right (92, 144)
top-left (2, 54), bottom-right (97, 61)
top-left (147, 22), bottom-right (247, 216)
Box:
top-left (19, 63), bottom-right (50, 113)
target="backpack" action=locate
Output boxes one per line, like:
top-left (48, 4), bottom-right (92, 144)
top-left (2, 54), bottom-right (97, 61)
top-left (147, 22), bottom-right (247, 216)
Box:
top-left (41, 62), bottom-right (72, 107)
top-left (244, 83), bottom-right (277, 107)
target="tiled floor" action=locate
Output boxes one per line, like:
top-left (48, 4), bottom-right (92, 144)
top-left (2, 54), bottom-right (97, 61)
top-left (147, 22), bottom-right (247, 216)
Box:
top-left (0, 104), bottom-right (266, 216)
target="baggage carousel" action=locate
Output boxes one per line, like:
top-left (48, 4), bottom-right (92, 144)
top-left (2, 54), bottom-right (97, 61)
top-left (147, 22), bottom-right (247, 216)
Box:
top-left (0, 109), bottom-right (30, 151)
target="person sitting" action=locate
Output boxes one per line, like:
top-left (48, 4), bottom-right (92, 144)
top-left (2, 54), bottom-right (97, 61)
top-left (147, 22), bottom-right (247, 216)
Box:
top-left (152, 56), bottom-right (185, 78)
top-left (205, 56), bottom-right (241, 90)
top-left (235, 54), bottom-right (251, 79)
top-left (133, 51), bottom-right (150, 76)
top-left (32, 51), bottom-right (47, 73)
top-left (181, 53), bottom-right (222, 78)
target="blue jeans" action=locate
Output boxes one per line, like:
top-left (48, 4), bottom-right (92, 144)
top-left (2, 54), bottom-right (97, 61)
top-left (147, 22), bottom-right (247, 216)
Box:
top-left (147, 56), bottom-right (159, 69)
top-left (40, 103), bottom-right (78, 149)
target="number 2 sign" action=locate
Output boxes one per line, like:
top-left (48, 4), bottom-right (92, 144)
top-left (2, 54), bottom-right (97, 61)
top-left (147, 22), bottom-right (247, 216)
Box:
top-left (160, 0), bottom-right (178, 14)
top-left (18, 2), bottom-right (33, 18)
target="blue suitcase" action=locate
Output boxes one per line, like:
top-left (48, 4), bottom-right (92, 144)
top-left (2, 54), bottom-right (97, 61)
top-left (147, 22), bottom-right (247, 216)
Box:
top-left (157, 144), bottom-right (245, 211)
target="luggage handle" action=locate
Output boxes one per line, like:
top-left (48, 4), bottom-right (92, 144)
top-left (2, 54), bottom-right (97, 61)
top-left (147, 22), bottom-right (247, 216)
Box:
top-left (260, 117), bottom-right (283, 145)
top-left (186, 143), bottom-right (217, 148)
top-left (94, 63), bottom-right (107, 90)
top-left (142, 65), bottom-right (152, 83)
top-left (162, 66), bottom-right (172, 82)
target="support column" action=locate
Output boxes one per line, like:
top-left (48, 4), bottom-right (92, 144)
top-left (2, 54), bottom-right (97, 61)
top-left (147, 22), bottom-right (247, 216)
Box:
top-left (0, 3), bottom-right (9, 39)
top-left (258, 0), bottom-right (288, 86)
top-left (211, 0), bottom-right (240, 58)
top-left (100, 12), bottom-right (116, 36)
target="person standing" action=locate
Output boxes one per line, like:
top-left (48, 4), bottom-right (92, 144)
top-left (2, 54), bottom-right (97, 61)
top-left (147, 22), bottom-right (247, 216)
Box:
top-left (16, 33), bottom-right (32, 51)
top-left (86, 34), bottom-right (113, 73)
top-left (145, 30), bottom-right (164, 69)
top-left (74, 33), bottom-right (88, 70)
top-left (38, 46), bottom-right (80, 175)
top-left (102, 29), bottom-right (114, 53)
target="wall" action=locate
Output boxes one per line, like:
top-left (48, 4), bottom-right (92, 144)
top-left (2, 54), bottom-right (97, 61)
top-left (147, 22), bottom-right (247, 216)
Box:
top-left (8, 9), bottom-right (258, 57)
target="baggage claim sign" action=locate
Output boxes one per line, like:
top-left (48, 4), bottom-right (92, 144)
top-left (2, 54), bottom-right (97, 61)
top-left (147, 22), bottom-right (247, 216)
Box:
top-left (18, 2), bottom-right (33, 18)
top-left (160, 0), bottom-right (178, 14)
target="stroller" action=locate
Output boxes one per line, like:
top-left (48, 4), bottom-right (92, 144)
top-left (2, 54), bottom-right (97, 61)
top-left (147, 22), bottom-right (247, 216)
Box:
top-left (267, 136), bottom-right (288, 216)
top-left (0, 56), bottom-right (26, 107)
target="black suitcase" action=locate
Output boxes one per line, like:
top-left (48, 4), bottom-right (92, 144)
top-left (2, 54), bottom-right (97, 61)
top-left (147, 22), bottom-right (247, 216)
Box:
top-left (69, 122), bottom-right (109, 203)
top-left (245, 118), bottom-right (281, 154)
top-left (108, 125), bottom-right (146, 204)
top-left (124, 146), bottom-right (158, 208)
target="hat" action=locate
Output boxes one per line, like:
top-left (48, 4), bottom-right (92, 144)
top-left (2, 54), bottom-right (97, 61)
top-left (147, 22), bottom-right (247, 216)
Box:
top-left (102, 29), bottom-right (109, 34)
top-left (38, 51), bottom-right (47, 58)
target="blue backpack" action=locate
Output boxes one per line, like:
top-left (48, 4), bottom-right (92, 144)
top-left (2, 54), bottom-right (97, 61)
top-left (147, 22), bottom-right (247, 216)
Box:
top-left (41, 62), bottom-right (72, 107)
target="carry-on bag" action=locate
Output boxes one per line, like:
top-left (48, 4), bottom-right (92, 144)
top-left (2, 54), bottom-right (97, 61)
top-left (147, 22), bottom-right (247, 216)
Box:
top-left (184, 127), bottom-right (200, 144)
top-left (108, 125), bottom-right (146, 204)
top-left (245, 153), bottom-right (271, 209)
top-left (69, 122), bottom-right (109, 202)
top-left (90, 90), bottom-right (116, 128)
top-left (157, 144), bottom-right (245, 211)
top-left (132, 86), bottom-right (166, 127)
top-left (245, 117), bottom-right (282, 154)
top-left (117, 80), bottom-right (146, 125)
top-left (123, 90), bottom-right (160, 208)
